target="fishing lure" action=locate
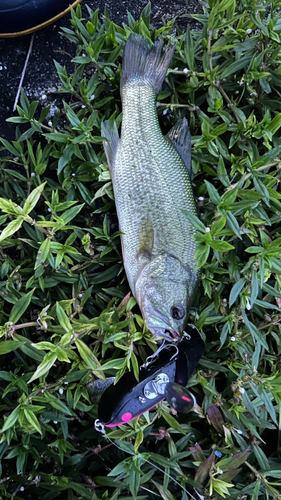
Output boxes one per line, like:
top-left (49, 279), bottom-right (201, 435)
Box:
top-left (96, 324), bottom-right (204, 427)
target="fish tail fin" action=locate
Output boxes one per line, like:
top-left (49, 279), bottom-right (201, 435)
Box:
top-left (101, 119), bottom-right (120, 172)
top-left (120, 33), bottom-right (175, 95)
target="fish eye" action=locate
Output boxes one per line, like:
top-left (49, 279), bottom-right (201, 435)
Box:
top-left (171, 306), bottom-right (184, 320)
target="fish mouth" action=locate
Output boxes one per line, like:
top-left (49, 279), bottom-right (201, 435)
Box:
top-left (148, 327), bottom-right (180, 342)
top-left (144, 311), bottom-right (181, 342)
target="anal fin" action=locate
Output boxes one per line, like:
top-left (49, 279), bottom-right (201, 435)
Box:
top-left (166, 117), bottom-right (192, 176)
top-left (101, 120), bottom-right (120, 173)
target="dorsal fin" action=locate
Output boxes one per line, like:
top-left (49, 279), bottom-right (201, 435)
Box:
top-left (166, 118), bottom-right (192, 176)
top-left (101, 120), bottom-right (120, 173)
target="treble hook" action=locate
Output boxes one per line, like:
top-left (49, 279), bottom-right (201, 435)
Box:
top-left (141, 340), bottom-right (179, 368)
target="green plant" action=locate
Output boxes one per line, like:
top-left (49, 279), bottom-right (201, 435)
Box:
top-left (1, 1), bottom-right (281, 498)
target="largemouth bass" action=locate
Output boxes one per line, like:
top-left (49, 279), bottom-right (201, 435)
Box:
top-left (102, 34), bottom-right (198, 342)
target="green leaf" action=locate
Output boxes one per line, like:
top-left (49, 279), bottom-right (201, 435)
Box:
top-left (91, 33), bottom-right (106, 59)
top-left (134, 430), bottom-right (144, 453)
top-left (36, 237), bottom-right (51, 266)
top-left (149, 452), bottom-right (179, 470)
top-left (226, 212), bottom-right (242, 239)
top-left (211, 215), bottom-right (226, 236)
top-left (93, 181), bottom-right (112, 201)
top-left (131, 351), bottom-right (139, 382)
top-left (18, 128), bottom-right (34, 142)
top-left (14, 333), bottom-right (45, 362)
top-left (43, 132), bottom-right (69, 142)
top-left (262, 282), bottom-right (281, 299)
top-left (181, 210), bottom-right (206, 232)
top-left (86, 20), bottom-right (96, 35)
top-left (75, 339), bottom-right (106, 380)
top-left (9, 288), bottom-right (36, 324)
top-left (45, 394), bottom-right (73, 415)
top-left (218, 449), bottom-right (251, 471)
top-left (23, 183), bottom-right (46, 215)
top-left (264, 470), bottom-right (281, 479)
top-left (28, 351), bottom-right (57, 383)
top-left (0, 138), bottom-right (21, 156)
top-left (229, 278), bottom-right (246, 306)
top-left (114, 439), bottom-right (135, 454)
top-left (245, 246), bottom-right (263, 254)
top-left (253, 445), bottom-right (270, 471)
top-left (90, 264), bottom-right (121, 284)
top-left (0, 340), bottom-right (26, 354)
top-left (250, 383), bottom-right (277, 424)
top-left (252, 479), bottom-right (261, 500)
top-left (4, 169), bottom-right (26, 181)
top-left (205, 180), bottom-right (221, 205)
top-left (23, 409), bottom-right (42, 434)
top-left (0, 199), bottom-right (20, 215)
top-left (56, 302), bottom-right (73, 333)
top-left (220, 56), bottom-right (252, 79)
top-left (250, 269), bottom-right (259, 308)
top-left (32, 341), bottom-right (56, 351)
top-left (39, 105), bottom-right (51, 123)
top-left (209, 240), bottom-right (235, 252)
top-left (268, 112), bottom-right (281, 134)
top-left (6, 116), bottom-right (29, 124)
top-left (196, 244), bottom-right (210, 266)
top-left (162, 411), bottom-right (185, 434)
top-left (242, 310), bottom-right (268, 350)
top-left (254, 299), bottom-right (281, 311)
top-left (99, 358), bottom-right (126, 371)
top-left (108, 462), bottom-right (126, 477)
top-left (0, 217), bottom-right (24, 243)
top-left (20, 88), bottom-right (30, 112)
top-left (68, 482), bottom-right (97, 499)
top-left (60, 204), bottom-right (84, 224)
top-left (151, 481), bottom-right (175, 500)
top-left (1, 406), bottom-right (20, 433)
top-left (80, 286), bottom-right (93, 307)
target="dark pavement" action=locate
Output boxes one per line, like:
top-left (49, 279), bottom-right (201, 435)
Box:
top-left (0, 0), bottom-right (201, 141)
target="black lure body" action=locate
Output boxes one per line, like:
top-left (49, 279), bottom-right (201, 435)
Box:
top-left (98, 324), bottom-right (204, 427)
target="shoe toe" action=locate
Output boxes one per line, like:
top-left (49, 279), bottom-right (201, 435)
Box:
top-left (0, 0), bottom-right (83, 37)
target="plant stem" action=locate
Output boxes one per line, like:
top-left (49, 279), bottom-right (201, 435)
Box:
top-left (257, 318), bottom-right (281, 331)
top-left (14, 322), bottom-right (38, 330)
top-left (228, 161), bottom-right (281, 190)
top-left (245, 461), bottom-right (280, 496)
top-left (156, 102), bottom-right (199, 111)
top-left (217, 84), bottom-right (241, 123)
top-left (207, 30), bottom-right (213, 72)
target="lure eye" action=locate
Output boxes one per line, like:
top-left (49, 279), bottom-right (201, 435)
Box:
top-left (171, 306), bottom-right (184, 320)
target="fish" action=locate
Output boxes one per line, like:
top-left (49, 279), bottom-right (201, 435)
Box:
top-left (101, 33), bottom-right (198, 342)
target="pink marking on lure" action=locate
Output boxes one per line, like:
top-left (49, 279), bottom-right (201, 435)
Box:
top-left (105, 399), bottom-right (165, 427)
top-left (181, 396), bottom-right (191, 401)
top-left (121, 412), bottom-right (132, 422)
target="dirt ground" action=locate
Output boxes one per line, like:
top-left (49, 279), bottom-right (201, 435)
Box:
top-left (0, 0), bottom-right (202, 141)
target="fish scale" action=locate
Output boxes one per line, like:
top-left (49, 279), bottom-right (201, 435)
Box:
top-left (102, 34), bottom-right (199, 341)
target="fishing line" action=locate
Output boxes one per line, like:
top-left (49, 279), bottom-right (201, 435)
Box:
top-left (95, 419), bottom-right (198, 500)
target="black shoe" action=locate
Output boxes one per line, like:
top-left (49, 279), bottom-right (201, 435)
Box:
top-left (0, 0), bottom-right (83, 37)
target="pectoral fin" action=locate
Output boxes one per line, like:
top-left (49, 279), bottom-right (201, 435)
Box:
top-left (137, 215), bottom-right (154, 262)
top-left (166, 117), bottom-right (192, 176)
top-left (101, 120), bottom-right (120, 173)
